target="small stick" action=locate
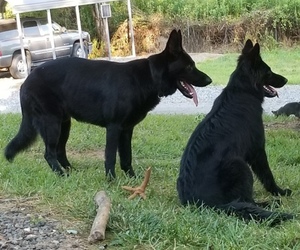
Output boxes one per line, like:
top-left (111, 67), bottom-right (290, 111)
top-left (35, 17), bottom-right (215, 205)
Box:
top-left (88, 191), bottom-right (111, 243)
top-left (122, 167), bottom-right (151, 199)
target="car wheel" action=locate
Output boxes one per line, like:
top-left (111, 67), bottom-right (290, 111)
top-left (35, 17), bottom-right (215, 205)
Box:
top-left (72, 43), bottom-right (88, 58)
top-left (9, 52), bottom-right (31, 79)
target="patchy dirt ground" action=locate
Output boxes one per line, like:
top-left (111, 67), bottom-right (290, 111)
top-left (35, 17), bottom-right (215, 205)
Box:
top-left (0, 196), bottom-right (96, 250)
top-left (264, 118), bottom-right (300, 131)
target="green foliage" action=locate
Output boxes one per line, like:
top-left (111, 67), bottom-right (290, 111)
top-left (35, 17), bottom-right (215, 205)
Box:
top-left (88, 38), bottom-right (105, 59)
top-left (198, 46), bottom-right (300, 85)
top-left (0, 114), bottom-right (299, 249)
top-left (132, 0), bottom-right (300, 23)
top-left (4, 2), bottom-right (14, 18)
top-left (110, 2), bottom-right (129, 34)
top-left (6, 0), bottom-right (300, 50)
top-left (132, 0), bottom-right (300, 47)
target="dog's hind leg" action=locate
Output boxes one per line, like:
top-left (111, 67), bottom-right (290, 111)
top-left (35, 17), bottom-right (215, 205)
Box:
top-left (5, 112), bottom-right (38, 161)
top-left (36, 116), bottom-right (65, 176)
top-left (57, 118), bottom-right (72, 172)
top-left (118, 128), bottom-right (135, 177)
top-left (218, 158), bottom-right (293, 225)
top-left (250, 149), bottom-right (292, 196)
top-left (219, 158), bottom-right (255, 203)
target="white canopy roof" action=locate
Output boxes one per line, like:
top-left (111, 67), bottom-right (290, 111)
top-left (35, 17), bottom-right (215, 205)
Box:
top-left (7, 0), bottom-right (121, 14)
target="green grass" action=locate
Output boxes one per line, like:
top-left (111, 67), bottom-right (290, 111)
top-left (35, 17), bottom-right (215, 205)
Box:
top-left (198, 46), bottom-right (300, 85)
top-left (0, 113), bottom-right (300, 249)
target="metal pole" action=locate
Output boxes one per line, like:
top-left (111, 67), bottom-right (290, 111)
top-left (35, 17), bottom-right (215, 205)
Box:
top-left (16, 13), bottom-right (28, 77)
top-left (127, 0), bottom-right (135, 56)
top-left (47, 9), bottom-right (56, 59)
top-left (75, 5), bottom-right (85, 58)
top-left (104, 17), bottom-right (111, 60)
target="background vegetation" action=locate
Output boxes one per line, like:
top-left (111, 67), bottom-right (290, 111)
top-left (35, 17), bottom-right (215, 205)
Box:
top-left (4, 0), bottom-right (300, 56)
top-left (201, 47), bottom-right (300, 85)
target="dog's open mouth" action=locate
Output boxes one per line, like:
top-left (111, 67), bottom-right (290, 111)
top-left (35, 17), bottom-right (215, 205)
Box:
top-left (177, 81), bottom-right (198, 106)
top-left (264, 85), bottom-right (279, 98)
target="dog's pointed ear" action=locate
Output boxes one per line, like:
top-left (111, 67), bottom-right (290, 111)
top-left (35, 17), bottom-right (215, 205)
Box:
top-left (165, 29), bottom-right (183, 56)
top-left (239, 40), bottom-right (261, 65)
top-left (247, 43), bottom-right (260, 63)
top-left (252, 43), bottom-right (260, 56)
top-left (177, 29), bottom-right (183, 44)
top-left (242, 39), bottom-right (254, 54)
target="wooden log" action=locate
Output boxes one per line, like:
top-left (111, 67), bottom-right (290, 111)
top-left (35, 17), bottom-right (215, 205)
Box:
top-left (88, 191), bottom-right (111, 243)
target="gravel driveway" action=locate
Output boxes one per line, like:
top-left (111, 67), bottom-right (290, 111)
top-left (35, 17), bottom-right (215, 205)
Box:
top-left (0, 54), bottom-right (299, 116)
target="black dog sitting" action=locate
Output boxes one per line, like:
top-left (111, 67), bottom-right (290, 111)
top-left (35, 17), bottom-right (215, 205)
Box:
top-left (177, 40), bottom-right (293, 226)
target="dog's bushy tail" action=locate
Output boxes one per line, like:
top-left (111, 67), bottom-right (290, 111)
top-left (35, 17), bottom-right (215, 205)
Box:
top-left (217, 201), bottom-right (293, 226)
top-left (5, 113), bottom-right (37, 161)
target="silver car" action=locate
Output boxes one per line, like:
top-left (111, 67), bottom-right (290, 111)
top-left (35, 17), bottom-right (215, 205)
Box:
top-left (0, 17), bottom-right (92, 79)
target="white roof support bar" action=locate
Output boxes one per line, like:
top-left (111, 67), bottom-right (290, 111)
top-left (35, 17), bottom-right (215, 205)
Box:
top-left (15, 13), bottom-right (28, 77)
top-left (47, 9), bottom-right (56, 60)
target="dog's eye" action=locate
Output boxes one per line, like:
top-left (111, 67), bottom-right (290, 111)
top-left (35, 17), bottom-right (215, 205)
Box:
top-left (186, 65), bottom-right (193, 72)
top-left (267, 71), bottom-right (273, 77)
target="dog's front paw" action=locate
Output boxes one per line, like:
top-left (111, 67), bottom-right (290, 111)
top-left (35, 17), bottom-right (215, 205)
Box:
top-left (126, 168), bottom-right (136, 178)
top-left (106, 170), bottom-right (116, 181)
top-left (282, 188), bottom-right (292, 196)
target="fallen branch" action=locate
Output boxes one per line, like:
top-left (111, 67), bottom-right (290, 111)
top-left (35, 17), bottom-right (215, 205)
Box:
top-left (122, 167), bottom-right (151, 199)
top-left (88, 191), bottom-right (111, 243)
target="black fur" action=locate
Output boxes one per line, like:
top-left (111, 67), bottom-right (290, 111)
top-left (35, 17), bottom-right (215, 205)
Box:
top-left (177, 39), bottom-right (293, 226)
top-left (272, 102), bottom-right (300, 118)
top-left (4, 29), bottom-right (212, 178)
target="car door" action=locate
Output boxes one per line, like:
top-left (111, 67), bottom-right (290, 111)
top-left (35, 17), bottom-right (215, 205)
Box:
top-left (39, 20), bottom-right (72, 58)
top-left (22, 20), bottom-right (49, 62)
top-left (52, 21), bottom-right (73, 57)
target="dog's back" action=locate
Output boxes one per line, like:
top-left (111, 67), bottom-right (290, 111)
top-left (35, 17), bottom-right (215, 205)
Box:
top-left (24, 57), bottom-right (157, 126)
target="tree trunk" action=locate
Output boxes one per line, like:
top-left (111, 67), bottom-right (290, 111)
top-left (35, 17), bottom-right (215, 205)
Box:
top-left (93, 4), bottom-right (107, 55)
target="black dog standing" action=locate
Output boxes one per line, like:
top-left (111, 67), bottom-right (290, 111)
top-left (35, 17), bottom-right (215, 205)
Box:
top-left (177, 40), bottom-right (293, 225)
top-left (4, 30), bottom-right (212, 178)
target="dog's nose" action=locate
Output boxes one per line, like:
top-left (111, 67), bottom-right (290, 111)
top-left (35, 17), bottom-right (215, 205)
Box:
top-left (206, 76), bottom-right (213, 85)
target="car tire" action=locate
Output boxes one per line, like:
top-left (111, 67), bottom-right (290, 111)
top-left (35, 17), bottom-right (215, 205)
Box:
top-left (72, 43), bottom-right (88, 58)
top-left (9, 52), bottom-right (31, 79)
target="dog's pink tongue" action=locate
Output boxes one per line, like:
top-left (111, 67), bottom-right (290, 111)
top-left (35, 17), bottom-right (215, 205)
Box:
top-left (186, 83), bottom-right (198, 106)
